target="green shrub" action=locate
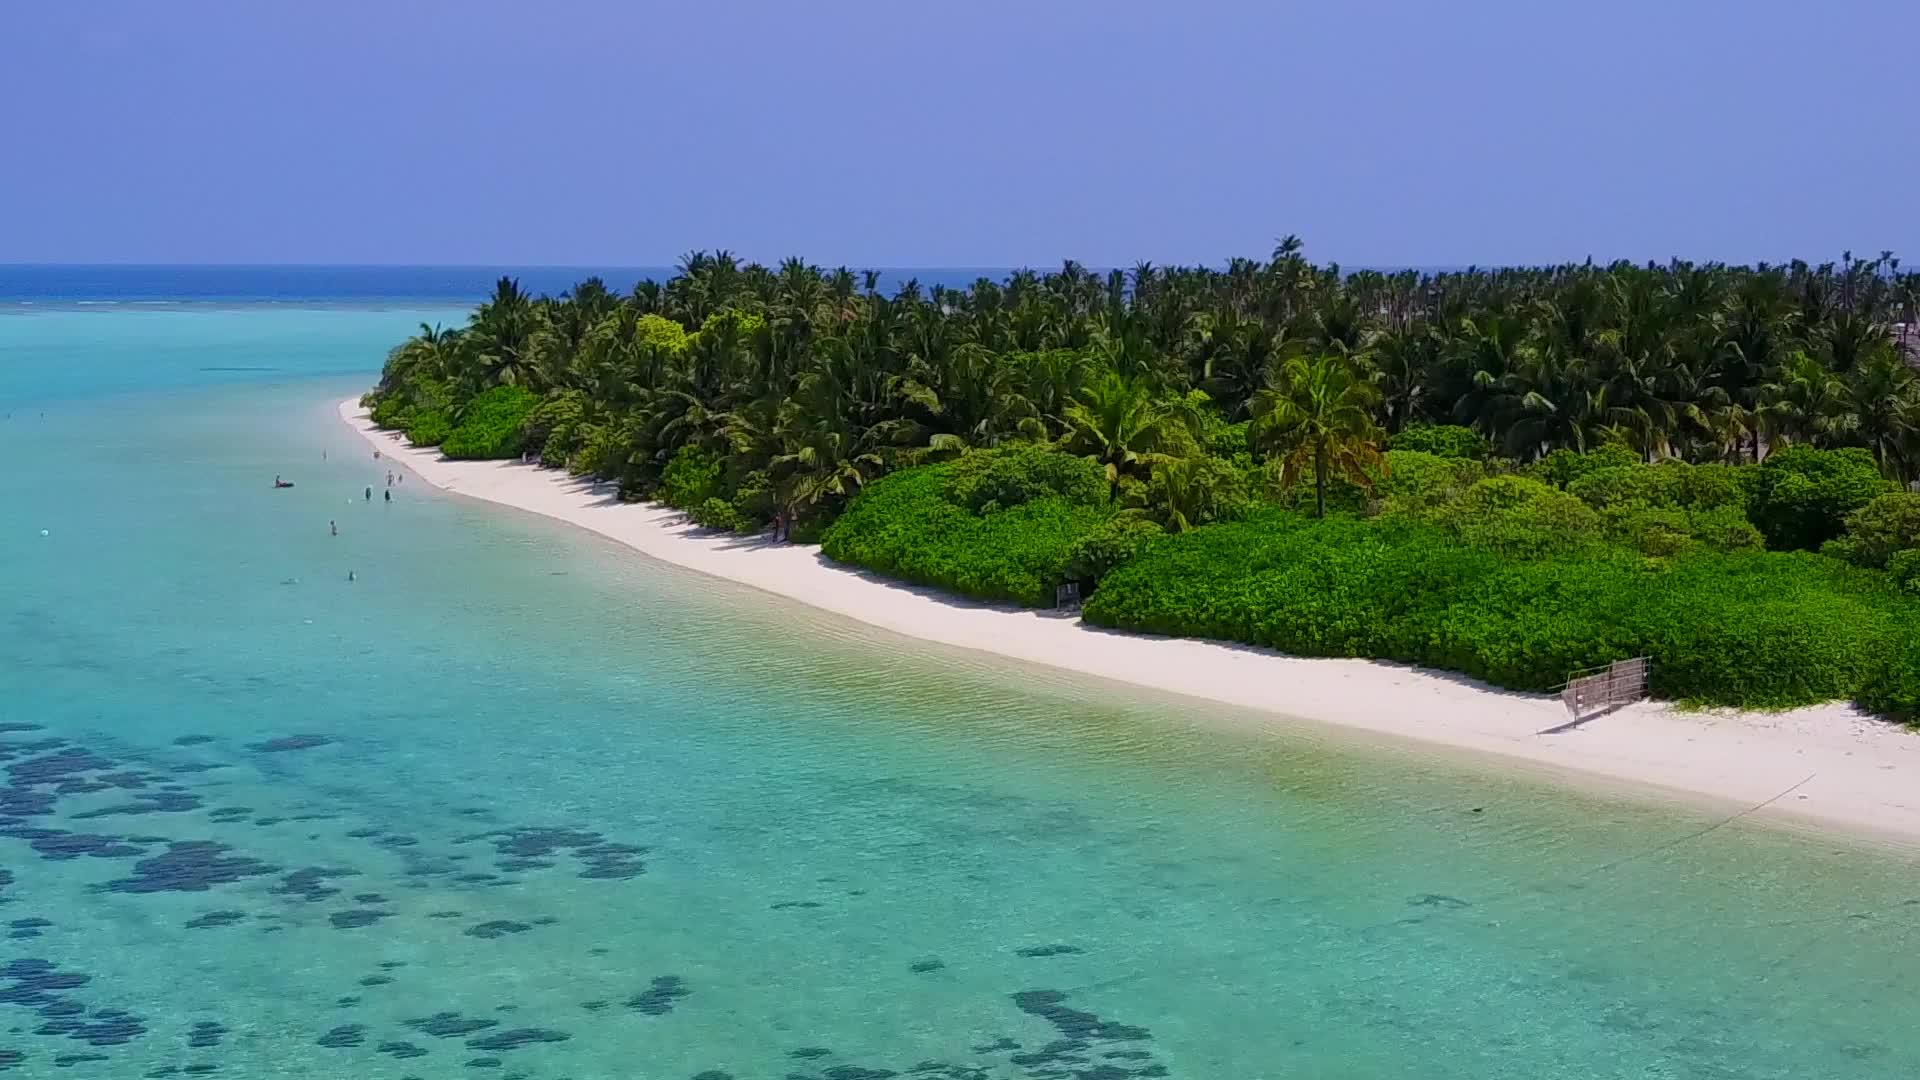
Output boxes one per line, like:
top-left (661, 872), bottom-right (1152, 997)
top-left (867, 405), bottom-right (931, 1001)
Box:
top-left (1389, 424), bottom-right (1490, 460)
top-left (1433, 551), bottom-right (1891, 704)
top-left (442, 385), bottom-right (539, 459)
top-left (822, 460), bottom-right (1113, 607)
top-left (1082, 511), bottom-right (1907, 709)
top-left (570, 423), bottom-right (623, 479)
top-left (1568, 461), bottom-right (1750, 512)
top-left (369, 396), bottom-right (413, 429)
top-left (729, 470), bottom-right (776, 527)
top-left (1889, 549), bottom-right (1920, 594)
top-left (1625, 553), bottom-right (1892, 707)
top-left (521, 390), bottom-right (586, 457)
top-left (1532, 444), bottom-right (1639, 488)
top-left (1425, 555), bottom-right (1653, 690)
top-left (690, 309), bottom-right (765, 346)
top-left (540, 425), bottom-right (577, 467)
top-left (1824, 492), bottom-right (1920, 568)
top-left (943, 445), bottom-right (1106, 513)
top-left (1858, 637), bottom-right (1920, 724)
top-left (1749, 445), bottom-right (1889, 551)
top-left (1206, 420), bottom-right (1253, 462)
top-left (1598, 506), bottom-right (1696, 556)
top-left (1064, 515), bottom-right (1166, 587)
top-left (658, 446), bottom-right (725, 510)
top-left (636, 313), bottom-right (690, 355)
top-left (1373, 450), bottom-right (1486, 516)
top-left (1431, 476), bottom-right (1601, 557)
top-left (404, 408), bottom-right (453, 448)
top-left (1085, 512), bottom-right (1505, 664)
top-left (687, 496), bottom-right (750, 532)
top-left (1597, 502), bottom-right (1763, 555)
top-left (1681, 504), bottom-right (1765, 551)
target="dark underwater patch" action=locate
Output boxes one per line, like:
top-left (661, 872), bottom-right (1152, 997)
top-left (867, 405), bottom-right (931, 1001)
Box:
top-left (187, 1021), bottom-right (225, 1048)
top-left (104, 841), bottom-right (278, 893)
top-left (316, 1024), bottom-right (366, 1048)
top-left (465, 1028), bottom-right (570, 1052)
top-left (184, 910), bottom-right (245, 929)
top-left (625, 975), bottom-right (690, 1016)
top-left (247, 735), bottom-right (333, 753)
top-left (2, 826), bottom-right (146, 861)
top-left (460, 826), bottom-right (647, 880)
top-left (70, 789), bottom-right (203, 818)
top-left (328, 908), bottom-right (391, 929)
top-left (1013, 944), bottom-right (1081, 958)
top-left (464, 920), bottom-right (532, 939)
top-left (406, 1012), bottom-right (499, 1038)
top-left (271, 865), bottom-right (357, 903)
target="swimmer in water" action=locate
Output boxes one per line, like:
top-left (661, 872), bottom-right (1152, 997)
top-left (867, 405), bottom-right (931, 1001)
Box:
top-left (383, 489), bottom-right (391, 503)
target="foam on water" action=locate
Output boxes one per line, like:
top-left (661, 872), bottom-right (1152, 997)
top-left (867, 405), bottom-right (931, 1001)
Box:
top-left (0, 307), bottom-right (1917, 1078)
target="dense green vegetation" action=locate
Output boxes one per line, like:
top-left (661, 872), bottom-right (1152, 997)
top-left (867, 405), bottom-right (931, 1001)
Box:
top-left (1082, 515), bottom-right (1902, 708)
top-left (364, 247), bottom-right (1920, 715)
top-left (822, 448), bottom-right (1115, 607)
top-left (441, 385), bottom-right (539, 460)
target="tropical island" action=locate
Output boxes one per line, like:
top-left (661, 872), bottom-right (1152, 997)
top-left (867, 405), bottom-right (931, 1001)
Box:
top-left (359, 245), bottom-right (1920, 725)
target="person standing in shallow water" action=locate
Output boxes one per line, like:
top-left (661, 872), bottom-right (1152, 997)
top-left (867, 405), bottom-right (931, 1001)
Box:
top-left (364, 486), bottom-right (372, 501)
top-left (330, 520), bottom-right (337, 536)
top-left (383, 489), bottom-right (391, 503)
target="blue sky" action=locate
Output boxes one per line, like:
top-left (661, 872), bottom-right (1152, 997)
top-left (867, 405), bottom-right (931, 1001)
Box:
top-left (4, 1), bottom-right (1915, 267)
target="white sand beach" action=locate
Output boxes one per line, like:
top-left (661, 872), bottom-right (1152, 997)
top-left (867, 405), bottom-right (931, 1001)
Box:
top-left (339, 399), bottom-right (1920, 844)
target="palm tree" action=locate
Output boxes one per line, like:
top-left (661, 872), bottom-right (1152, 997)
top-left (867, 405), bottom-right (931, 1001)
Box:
top-left (1248, 354), bottom-right (1386, 517)
top-left (469, 277), bottom-right (537, 387)
top-left (1062, 372), bottom-right (1193, 501)
top-left (1836, 347), bottom-right (1920, 479)
top-left (1759, 351), bottom-right (1846, 448)
top-left (361, 249), bottom-right (1920, 538)
top-left (769, 410), bottom-right (884, 538)
top-left (378, 322), bottom-right (460, 394)
top-left (1148, 456), bottom-right (1243, 533)
top-left (1367, 325), bottom-right (1438, 433)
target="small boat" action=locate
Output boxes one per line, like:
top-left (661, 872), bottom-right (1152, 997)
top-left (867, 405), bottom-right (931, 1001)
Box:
top-left (273, 480), bottom-right (295, 489)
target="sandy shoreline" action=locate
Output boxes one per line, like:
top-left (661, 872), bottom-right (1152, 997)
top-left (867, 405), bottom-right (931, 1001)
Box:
top-left (337, 398), bottom-right (1920, 845)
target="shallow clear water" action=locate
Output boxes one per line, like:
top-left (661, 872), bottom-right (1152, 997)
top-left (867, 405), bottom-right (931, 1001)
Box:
top-left (2, 306), bottom-right (1918, 1079)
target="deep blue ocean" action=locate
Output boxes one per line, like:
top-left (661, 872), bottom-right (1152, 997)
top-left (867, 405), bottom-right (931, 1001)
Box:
top-left (1, 268), bottom-right (1917, 1079)
top-left (0, 266), bottom-right (1020, 308)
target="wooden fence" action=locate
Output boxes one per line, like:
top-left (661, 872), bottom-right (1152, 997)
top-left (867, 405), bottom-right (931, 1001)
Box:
top-left (1560, 657), bottom-right (1650, 719)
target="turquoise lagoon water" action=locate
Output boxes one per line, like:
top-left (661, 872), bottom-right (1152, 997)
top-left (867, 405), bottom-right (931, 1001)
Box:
top-left (1, 306), bottom-right (1919, 1079)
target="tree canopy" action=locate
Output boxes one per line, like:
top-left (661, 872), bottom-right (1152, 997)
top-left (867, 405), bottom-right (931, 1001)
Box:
top-left (362, 246), bottom-right (1920, 716)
